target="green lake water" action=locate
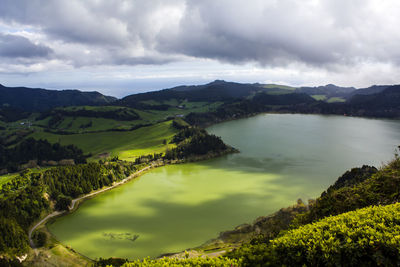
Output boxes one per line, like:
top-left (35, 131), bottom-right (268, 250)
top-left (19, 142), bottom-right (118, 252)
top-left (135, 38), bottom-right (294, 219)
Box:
top-left (48, 114), bottom-right (400, 259)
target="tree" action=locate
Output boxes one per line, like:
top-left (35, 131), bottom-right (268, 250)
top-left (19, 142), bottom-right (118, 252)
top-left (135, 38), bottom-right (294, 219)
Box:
top-left (32, 231), bottom-right (47, 247)
top-left (55, 195), bottom-right (72, 211)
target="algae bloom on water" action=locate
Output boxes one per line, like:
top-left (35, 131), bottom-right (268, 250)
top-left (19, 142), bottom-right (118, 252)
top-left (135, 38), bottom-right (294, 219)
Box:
top-left (48, 114), bottom-right (400, 259)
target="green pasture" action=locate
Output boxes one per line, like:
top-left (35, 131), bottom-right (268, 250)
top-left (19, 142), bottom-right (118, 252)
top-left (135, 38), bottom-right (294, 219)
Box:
top-left (311, 94), bottom-right (327, 101)
top-left (29, 121), bottom-right (178, 161)
top-left (327, 97), bottom-right (346, 103)
top-left (262, 84), bottom-right (296, 90)
top-left (266, 89), bottom-right (293, 95)
top-left (58, 116), bottom-right (144, 132)
top-left (32, 102), bottom-right (222, 134)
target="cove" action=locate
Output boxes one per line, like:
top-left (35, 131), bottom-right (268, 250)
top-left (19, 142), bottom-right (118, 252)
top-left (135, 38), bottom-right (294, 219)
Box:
top-left (48, 114), bottom-right (400, 260)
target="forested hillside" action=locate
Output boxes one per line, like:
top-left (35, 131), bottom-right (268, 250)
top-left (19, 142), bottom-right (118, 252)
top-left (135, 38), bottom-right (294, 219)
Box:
top-left (0, 161), bottom-right (137, 257)
top-left (0, 138), bottom-right (87, 173)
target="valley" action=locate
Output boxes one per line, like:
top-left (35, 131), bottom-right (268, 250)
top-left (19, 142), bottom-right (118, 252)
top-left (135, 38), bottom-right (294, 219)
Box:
top-left (2, 3), bottom-right (400, 265)
top-left (1, 81), bottom-right (400, 266)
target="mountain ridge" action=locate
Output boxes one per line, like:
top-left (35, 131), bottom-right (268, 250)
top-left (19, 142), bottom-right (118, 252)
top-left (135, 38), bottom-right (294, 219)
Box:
top-left (0, 84), bottom-right (116, 112)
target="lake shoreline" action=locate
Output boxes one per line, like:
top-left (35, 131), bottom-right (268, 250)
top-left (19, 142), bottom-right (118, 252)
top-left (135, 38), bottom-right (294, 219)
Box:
top-left (42, 114), bottom-right (400, 261)
top-left (199, 110), bottom-right (400, 129)
top-left (28, 146), bottom-right (238, 258)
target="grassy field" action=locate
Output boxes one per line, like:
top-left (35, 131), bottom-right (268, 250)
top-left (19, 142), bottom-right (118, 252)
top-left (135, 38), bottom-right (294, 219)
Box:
top-left (311, 94), bottom-right (327, 101)
top-left (0, 102), bottom-right (223, 163)
top-left (25, 242), bottom-right (91, 267)
top-left (262, 84), bottom-right (296, 90)
top-left (57, 116), bottom-right (145, 132)
top-left (133, 102), bottom-right (223, 122)
top-left (327, 97), bottom-right (346, 103)
top-left (266, 89), bottom-right (293, 95)
top-left (311, 95), bottom-right (345, 103)
top-left (29, 121), bottom-right (178, 161)
top-left (32, 102), bottom-right (222, 134)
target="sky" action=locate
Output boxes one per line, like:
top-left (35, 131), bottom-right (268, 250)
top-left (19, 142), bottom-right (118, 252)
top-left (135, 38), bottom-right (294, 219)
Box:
top-left (0, 0), bottom-right (400, 97)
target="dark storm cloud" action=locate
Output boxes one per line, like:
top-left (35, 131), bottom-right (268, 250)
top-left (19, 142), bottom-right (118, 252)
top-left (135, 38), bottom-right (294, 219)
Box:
top-left (0, 33), bottom-right (52, 58)
top-left (156, 0), bottom-right (371, 66)
top-left (0, 0), bottom-right (399, 68)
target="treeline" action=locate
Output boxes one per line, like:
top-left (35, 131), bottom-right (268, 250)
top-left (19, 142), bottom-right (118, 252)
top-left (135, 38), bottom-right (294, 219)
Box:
top-left (43, 162), bottom-right (136, 204)
top-left (0, 138), bottom-right (87, 172)
top-left (226, 156), bottom-right (400, 266)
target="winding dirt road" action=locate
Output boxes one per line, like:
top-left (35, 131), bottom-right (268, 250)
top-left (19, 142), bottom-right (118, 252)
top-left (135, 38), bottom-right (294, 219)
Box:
top-left (28, 165), bottom-right (152, 248)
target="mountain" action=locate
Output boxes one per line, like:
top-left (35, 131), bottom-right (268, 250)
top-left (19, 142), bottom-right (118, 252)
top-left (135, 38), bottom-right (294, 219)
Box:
top-left (118, 80), bottom-right (264, 107)
top-left (306, 85), bottom-right (400, 118)
top-left (296, 84), bottom-right (356, 98)
top-left (348, 85), bottom-right (400, 109)
top-left (346, 85), bottom-right (389, 99)
top-left (0, 84), bottom-right (116, 112)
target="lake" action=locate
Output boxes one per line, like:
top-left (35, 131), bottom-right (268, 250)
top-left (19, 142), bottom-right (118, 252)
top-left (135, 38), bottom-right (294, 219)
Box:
top-left (48, 114), bottom-right (400, 259)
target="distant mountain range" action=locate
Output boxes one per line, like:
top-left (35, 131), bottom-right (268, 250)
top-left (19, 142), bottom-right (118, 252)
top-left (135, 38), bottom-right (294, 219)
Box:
top-left (118, 80), bottom-right (391, 104)
top-left (0, 84), bottom-right (116, 112)
top-left (0, 81), bottom-right (398, 120)
top-left (118, 80), bottom-right (263, 106)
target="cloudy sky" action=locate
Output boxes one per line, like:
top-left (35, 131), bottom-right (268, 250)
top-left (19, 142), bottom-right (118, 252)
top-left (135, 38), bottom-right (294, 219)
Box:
top-left (0, 0), bottom-right (399, 97)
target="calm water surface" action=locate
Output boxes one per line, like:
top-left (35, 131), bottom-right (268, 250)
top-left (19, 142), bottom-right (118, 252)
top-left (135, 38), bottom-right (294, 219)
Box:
top-left (48, 114), bottom-right (400, 259)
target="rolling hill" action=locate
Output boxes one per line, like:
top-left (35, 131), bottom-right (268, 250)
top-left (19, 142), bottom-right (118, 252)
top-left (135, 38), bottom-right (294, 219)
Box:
top-left (0, 84), bottom-right (116, 112)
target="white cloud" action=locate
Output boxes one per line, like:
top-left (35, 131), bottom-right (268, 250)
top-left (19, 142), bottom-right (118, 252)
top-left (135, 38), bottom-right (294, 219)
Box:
top-left (0, 0), bottom-right (399, 93)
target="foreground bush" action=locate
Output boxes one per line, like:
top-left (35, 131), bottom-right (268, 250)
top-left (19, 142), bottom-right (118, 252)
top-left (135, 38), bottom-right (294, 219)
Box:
top-left (123, 256), bottom-right (240, 267)
top-left (229, 203), bottom-right (400, 266)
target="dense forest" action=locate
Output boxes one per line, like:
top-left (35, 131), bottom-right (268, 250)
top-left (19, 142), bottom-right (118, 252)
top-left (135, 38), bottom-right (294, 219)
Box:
top-left (0, 138), bottom-right (87, 173)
